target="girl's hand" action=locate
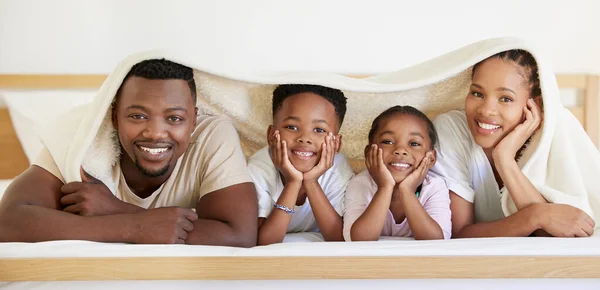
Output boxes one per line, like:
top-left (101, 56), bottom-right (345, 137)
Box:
top-left (365, 144), bottom-right (395, 190)
top-left (398, 151), bottom-right (435, 195)
top-left (493, 98), bottom-right (543, 162)
top-left (269, 130), bottom-right (303, 183)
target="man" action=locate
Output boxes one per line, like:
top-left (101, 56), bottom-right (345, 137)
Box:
top-left (0, 59), bottom-right (258, 247)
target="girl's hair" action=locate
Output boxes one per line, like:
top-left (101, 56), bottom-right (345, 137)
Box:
top-left (473, 49), bottom-right (541, 98)
top-left (368, 106), bottom-right (438, 149)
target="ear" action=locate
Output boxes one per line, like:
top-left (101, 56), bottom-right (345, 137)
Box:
top-left (429, 149), bottom-right (437, 164)
top-left (111, 103), bottom-right (118, 129)
top-left (533, 95), bottom-right (544, 112)
top-left (335, 134), bottom-right (343, 153)
top-left (193, 107), bottom-right (198, 127)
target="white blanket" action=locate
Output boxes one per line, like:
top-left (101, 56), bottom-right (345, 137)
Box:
top-left (35, 37), bottom-right (600, 224)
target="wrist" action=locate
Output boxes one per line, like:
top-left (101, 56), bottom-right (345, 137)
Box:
top-left (492, 150), bottom-right (517, 166)
top-left (526, 203), bottom-right (545, 231)
top-left (121, 214), bottom-right (140, 243)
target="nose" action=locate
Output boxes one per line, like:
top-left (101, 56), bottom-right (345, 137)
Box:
top-left (394, 145), bottom-right (409, 156)
top-left (296, 132), bottom-right (313, 144)
top-left (142, 119), bottom-right (168, 141)
top-left (477, 98), bottom-right (498, 116)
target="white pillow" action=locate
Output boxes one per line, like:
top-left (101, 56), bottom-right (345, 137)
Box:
top-left (2, 90), bottom-right (96, 163)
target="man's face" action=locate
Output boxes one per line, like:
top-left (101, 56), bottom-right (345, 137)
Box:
top-left (113, 76), bottom-right (197, 178)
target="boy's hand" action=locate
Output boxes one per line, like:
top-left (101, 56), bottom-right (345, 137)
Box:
top-left (304, 133), bottom-right (336, 182)
top-left (60, 167), bottom-right (132, 216)
top-left (269, 130), bottom-right (303, 183)
top-left (365, 144), bottom-right (395, 190)
top-left (398, 151), bottom-right (434, 195)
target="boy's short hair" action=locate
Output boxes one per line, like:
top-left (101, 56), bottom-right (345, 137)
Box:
top-left (272, 84), bottom-right (347, 126)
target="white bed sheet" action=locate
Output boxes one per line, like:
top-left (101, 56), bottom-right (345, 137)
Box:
top-left (1, 236), bottom-right (599, 258)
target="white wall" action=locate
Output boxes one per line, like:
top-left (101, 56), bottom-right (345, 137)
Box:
top-left (0, 0), bottom-right (599, 74)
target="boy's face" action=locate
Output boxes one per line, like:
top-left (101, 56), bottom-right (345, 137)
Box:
top-left (113, 76), bottom-right (197, 178)
top-left (269, 92), bottom-right (341, 173)
top-left (369, 114), bottom-right (434, 183)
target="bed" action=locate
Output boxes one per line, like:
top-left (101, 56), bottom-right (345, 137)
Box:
top-left (0, 73), bottom-right (599, 288)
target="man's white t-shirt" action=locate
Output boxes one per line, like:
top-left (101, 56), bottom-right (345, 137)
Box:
top-left (34, 115), bottom-right (253, 209)
top-left (430, 110), bottom-right (505, 223)
top-left (247, 147), bottom-right (354, 233)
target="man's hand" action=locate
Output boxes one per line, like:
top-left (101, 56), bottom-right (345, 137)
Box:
top-left (303, 133), bottom-right (337, 182)
top-left (60, 167), bottom-right (134, 216)
top-left (129, 207), bottom-right (198, 244)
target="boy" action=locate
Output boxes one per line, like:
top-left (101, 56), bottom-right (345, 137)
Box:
top-left (248, 84), bottom-right (354, 245)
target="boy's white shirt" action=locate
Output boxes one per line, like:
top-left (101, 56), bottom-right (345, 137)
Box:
top-left (248, 146), bottom-right (354, 233)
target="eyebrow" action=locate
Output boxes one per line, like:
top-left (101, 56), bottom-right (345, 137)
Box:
top-left (379, 131), bottom-right (424, 139)
top-left (283, 116), bottom-right (329, 125)
top-left (471, 83), bottom-right (517, 96)
top-left (126, 105), bottom-right (188, 113)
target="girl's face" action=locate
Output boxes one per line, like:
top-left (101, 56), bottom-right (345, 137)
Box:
top-left (465, 57), bottom-right (533, 150)
top-left (370, 114), bottom-right (433, 183)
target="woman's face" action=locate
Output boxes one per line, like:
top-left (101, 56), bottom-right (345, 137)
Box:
top-left (465, 57), bottom-right (534, 150)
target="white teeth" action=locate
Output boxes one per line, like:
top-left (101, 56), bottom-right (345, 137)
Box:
top-left (293, 151), bottom-right (314, 157)
top-left (140, 146), bottom-right (169, 155)
top-left (477, 122), bottom-right (500, 130)
top-left (390, 163), bottom-right (410, 168)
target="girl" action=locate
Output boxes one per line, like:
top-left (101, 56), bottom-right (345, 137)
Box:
top-left (343, 106), bottom-right (451, 241)
top-left (431, 49), bottom-right (595, 238)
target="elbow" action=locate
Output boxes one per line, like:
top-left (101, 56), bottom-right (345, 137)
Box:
top-left (349, 227), bottom-right (378, 242)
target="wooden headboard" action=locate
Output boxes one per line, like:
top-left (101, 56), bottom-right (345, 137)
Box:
top-left (0, 74), bottom-right (598, 179)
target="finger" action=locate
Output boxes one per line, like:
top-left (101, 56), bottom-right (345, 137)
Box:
top-left (316, 142), bottom-right (327, 169)
top-left (575, 228), bottom-right (590, 238)
top-left (582, 223), bottom-right (594, 237)
top-left (60, 193), bottom-right (80, 206)
top-left (183, 209), bottom-right (199, 222)
top-left (282, 140), bottom-right (291, 165)
top-left (60, 182), bottom-right (84, 195)
top-left (80, 167), bottom-right (101, 184)
top-left (326, 134), bottom-right (334, 167)
top-left (175, 238), bottom-right (186, 244)
top-left (181, 219), bottom-right (194, 232)
top-left (585, 216), bottom-right (596, 229)
top-left (178, 228), bottom-right (189, 241)
top-left (63, 203), bottom-right (82, 214)
top-left (377, 148), bottom-right (385, 169)
top-left (275, 133), bottom-right (282, 164)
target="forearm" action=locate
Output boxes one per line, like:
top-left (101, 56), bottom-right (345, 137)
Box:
top-left (0, 204), bottom-right (133, 242)
top-left (496, 158), bottom-right (547, 209)
top-left (257, 181), bottom-right (301, 245)
top-left (304, 181), bottom-right (343, 241)
top-left (454, 205), bottom-right (540, 238)
top-left (350, 187), bottom-right (393, 241)
top-left (398, 192), bottom-right (443, 240)
top-left (185, 218), bottom-right (255, 247)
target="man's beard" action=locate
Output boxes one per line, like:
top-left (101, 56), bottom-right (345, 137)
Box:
top-left (134, 155), bottom-right (170, 177)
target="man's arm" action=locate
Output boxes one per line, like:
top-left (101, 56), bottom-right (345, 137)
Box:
top-left (0, 166), bottom-right (195, 243)
top-left (185, 182), bottom-right (258, 247)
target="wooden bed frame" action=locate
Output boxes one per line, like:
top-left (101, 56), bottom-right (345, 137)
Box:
top-left (0, 74), bottom-right (599, 281)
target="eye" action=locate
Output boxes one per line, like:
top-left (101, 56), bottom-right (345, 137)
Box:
top-left (314, 128), bottom-right (326, 133)
top-left (410, 142), bottom-right (421, 147)
top-left (499, 96), bottom-right (513, 103)
top-left (381, 140), bottom-right (393, 145)
top-left (470, 91), bottom-right (483, 98)
top-left (129, 114), bottom-right (147, 120)
top-left (285, 125), bottom-right (298, 131)
top-left (167, 116), bottom-right (183, 122)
